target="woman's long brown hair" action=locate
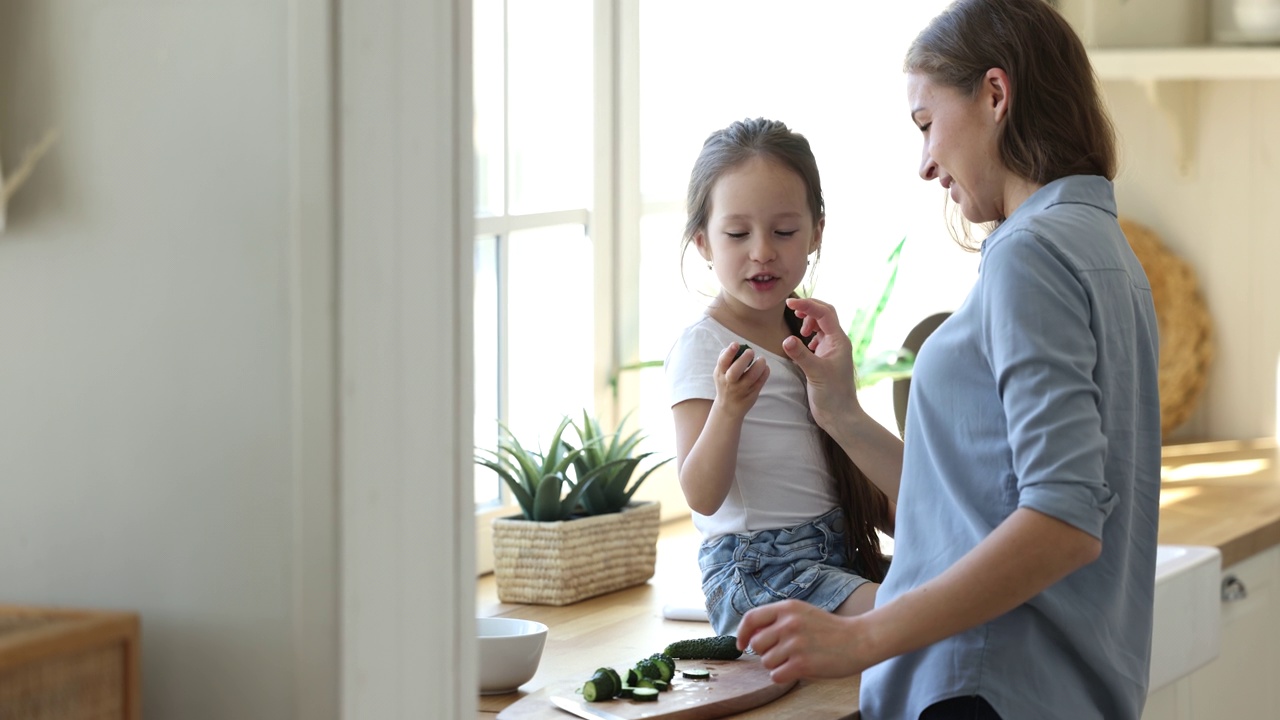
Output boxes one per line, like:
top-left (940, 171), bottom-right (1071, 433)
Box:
top-left (786, 304), bottom-right (893, 582)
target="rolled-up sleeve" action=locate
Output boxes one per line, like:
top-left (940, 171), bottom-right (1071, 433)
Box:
top-left (980, 231), bottom-right (1118, 538)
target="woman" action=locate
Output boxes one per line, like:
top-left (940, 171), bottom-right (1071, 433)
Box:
top-left (734, 1), bottom-right (1163, 719)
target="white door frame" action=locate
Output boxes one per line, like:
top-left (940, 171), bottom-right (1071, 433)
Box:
top-left (287, 0), bottom-right (341, 717)
top-left (337, 0), bottom-right (476, 718)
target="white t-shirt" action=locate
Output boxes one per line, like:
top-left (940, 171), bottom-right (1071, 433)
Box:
top-left (663, 315), bottom-right (838, 541)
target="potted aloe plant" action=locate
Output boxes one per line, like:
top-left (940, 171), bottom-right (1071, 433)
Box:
top-left (476, 413), bottom-right (672, 606)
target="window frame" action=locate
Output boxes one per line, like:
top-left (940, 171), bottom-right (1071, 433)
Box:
top-left (475, 0), bottom-right (691, 576)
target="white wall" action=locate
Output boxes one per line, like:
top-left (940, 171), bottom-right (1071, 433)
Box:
top-left (0, 2), bottom-right (336, 718)
top-left (1104, 80), bottom-right (1280, 441)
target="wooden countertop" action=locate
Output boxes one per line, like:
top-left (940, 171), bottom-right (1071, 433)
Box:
top-left (478, 437), bottom-right (1280, 718)
top-left (477, 524), bottom-right (860, 719)
top-left (1157, 437), bottom-right (1280, 567)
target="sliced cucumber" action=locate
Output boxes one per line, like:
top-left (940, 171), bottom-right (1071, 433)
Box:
top-left (636, 658), bottom-right (663, 680)
top-left (653, 679), bottom-right (670, 692)
top-left (583, 671), bottom-right (617, 702)
top-left (648, 656), bottom-right (674, 682)
top-left (682, 667), bottom-right (712, 680)
top-left (596, 667), bottom-right (621, 692)
top-left (632, 687), bottom-right (660, 702)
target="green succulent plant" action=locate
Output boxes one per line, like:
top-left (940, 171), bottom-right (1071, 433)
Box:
top-left (848, 235), bottom-right (916, 388)
top-left (475, 416), bottom-right (624, 522)
top-left (570, 411), bottom-right (673, 516)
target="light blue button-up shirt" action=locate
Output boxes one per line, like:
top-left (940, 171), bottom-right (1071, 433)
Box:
top-left (860, 175), bottom-right (1162, 720)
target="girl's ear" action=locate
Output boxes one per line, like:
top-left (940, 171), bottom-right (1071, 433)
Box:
top-left (694, 231), bottom-right (712, 261)
top-left (984, 68), bottom-right (1012, 124)
top-left (809, 217), bottom-right (825, 255)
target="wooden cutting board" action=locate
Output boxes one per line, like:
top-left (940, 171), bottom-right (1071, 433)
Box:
top-left (496, 655), bottom-right (796, 720)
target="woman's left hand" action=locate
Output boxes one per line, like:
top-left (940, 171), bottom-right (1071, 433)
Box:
top-left (782, 297), bottom-right (861, 433)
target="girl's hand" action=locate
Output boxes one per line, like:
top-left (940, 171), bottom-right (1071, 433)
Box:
top-left (782, 297), bottom-right (862, 432)
top-left (713, 343), bottom-right (769, 417)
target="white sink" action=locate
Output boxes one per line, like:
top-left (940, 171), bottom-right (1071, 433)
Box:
top-left (1149, 544), bottom-right (1222, 692)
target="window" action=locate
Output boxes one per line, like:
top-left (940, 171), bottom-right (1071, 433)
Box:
top-left (476, 2), bottom-right (987, 571)
top-left (472, 0), bottom-right (596, 521)
top-left (633, 1), bottom-right (980, 441)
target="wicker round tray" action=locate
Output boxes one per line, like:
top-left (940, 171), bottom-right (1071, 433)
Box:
top-left (1121, 217), bottom-right (1214, 439)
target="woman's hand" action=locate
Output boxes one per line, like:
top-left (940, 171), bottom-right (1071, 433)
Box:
top-left (736, 600), bottom-right (881, 684)
top-left (782, 297), bottom-right (861, 433)
top-left (713, 342), bottom-right (769, 418)
top-left (739, 508), bottom-right (1104, 685)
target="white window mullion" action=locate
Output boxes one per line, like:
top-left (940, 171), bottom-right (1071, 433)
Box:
top-left (612, 0), bottom-right (687, 523)
top-left (474, 208), bottom-right (590, 236)
top-left (593, 0), bottom-right (620, 427)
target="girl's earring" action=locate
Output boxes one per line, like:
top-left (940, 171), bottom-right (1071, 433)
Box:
top-left (706, 261), bottom-right (713, 269)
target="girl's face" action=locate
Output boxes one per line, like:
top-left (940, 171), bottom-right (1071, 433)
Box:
top-left (695, 155), bottom-right (821, 322)
top-left (907, 71), bottom-right (1008, 224)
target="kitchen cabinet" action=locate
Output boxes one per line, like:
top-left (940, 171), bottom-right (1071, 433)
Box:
top-left (1142, 543), bottom-right (1280, 720)
top-left (1090, 46), bottom-right (1280, 174)
top-left (1187, 543), bottom-right (1280, 719)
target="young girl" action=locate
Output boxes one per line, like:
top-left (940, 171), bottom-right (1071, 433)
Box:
top-left (664, 117), bottom-right (893, 637)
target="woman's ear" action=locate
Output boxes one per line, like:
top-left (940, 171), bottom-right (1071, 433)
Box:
top-left (985, 68), bottom-right (1012, 124)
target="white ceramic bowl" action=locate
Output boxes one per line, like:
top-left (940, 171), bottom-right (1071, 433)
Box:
top-left (477, 617), bottom-right (548, 695)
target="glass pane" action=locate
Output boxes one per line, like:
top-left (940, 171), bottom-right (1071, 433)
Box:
top-left (474, 235), bottom-right (502, 506)
top-left (505, 224), bottom-right (595, 449)
top-left (637, 211), bottom-right (708, 467)
top-left (473, 0), bottom-right (504, 217)
top-left (506, 0), bottom-right (593, 214)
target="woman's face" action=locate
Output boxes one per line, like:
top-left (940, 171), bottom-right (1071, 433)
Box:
top-left (907, 72), bottom-right (1007, 224)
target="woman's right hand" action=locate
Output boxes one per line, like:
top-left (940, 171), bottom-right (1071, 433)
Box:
top-left (782, 297), bottom-right (862, 434)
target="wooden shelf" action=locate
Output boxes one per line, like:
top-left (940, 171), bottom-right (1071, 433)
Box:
top-left (1091, 46), bottom-right (1280, 81)
top-left (1088, 46), bottom-right (1280, 175)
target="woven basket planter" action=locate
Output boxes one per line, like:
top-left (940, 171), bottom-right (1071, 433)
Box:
top-left (492, 501), bottom-right (661, 606)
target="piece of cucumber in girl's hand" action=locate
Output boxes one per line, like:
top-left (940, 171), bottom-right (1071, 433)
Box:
top-left (733, 343), bottom-right (750, 362)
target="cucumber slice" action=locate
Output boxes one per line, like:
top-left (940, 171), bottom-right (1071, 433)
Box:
top-left (584, 671), bottom-right (617, 701)
top-left (595, 667), bottom-right (621, 692)
top-left (617, 686), bottom-right (635, 699)
top-left (682, 667), bottom-right (712, 680)
top-left (649, 656), bottom-right (674, 682)
top-left (636, 658), bottom-right (662, 680)
top-left (632, 687), bottom-right (660, 702)
top-left (653, 679), bottom-right (670, 692)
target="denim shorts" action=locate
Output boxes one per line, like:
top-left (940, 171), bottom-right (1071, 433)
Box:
top-left (698, 507), bottom-right (873, 636)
